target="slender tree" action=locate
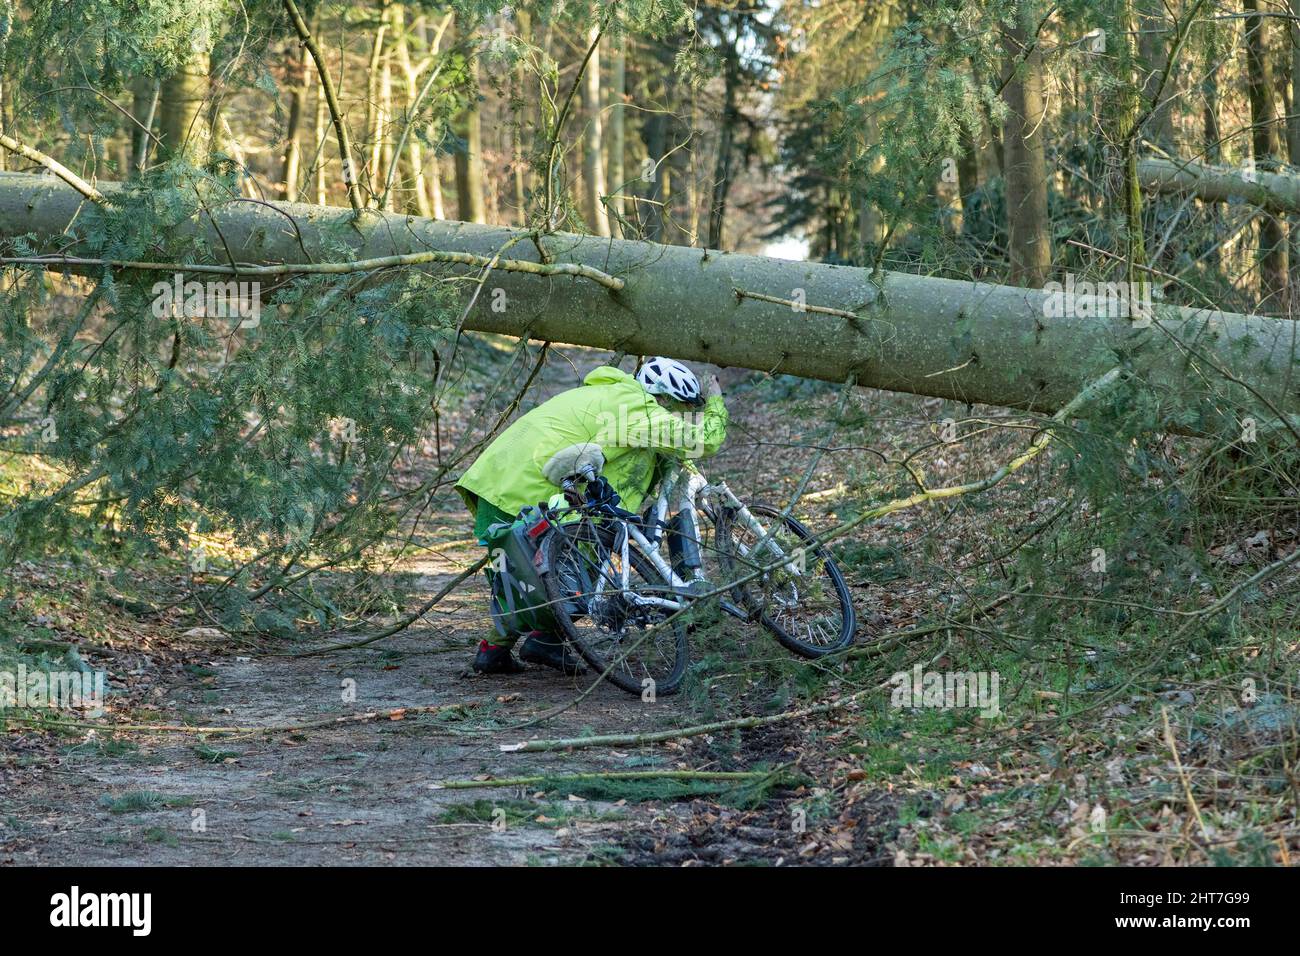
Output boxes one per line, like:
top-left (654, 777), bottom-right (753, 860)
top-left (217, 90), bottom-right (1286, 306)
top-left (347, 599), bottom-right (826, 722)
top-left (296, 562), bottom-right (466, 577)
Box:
top-left (1001, 1), bottom-right (1051, 286)
top-left (581, 23), bottom-right (611, 236)
top-left (1245, 0), bottom-right (1288, 302)
top-left (282, 37), bottom-right (312, 200)
top-left (157, 34), bottom-right (212, 162)
top-left (452, 18), bottom-right (486, 223)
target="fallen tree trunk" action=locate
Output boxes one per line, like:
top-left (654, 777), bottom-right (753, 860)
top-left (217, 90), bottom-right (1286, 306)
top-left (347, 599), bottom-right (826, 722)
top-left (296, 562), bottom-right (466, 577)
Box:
top-left (1138, 156), bottom-right (1300, 215)
top-left (1, 172), bottom-right (1297, 427)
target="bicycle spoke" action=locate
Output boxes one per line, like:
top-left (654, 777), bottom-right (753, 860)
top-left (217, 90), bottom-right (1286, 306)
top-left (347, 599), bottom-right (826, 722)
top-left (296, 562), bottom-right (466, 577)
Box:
top-left (545, 520), bottom-right (688, 694)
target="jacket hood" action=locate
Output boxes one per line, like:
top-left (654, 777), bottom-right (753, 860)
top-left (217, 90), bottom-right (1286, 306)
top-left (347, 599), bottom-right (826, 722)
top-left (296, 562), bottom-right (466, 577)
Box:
top-left (582, 366), bottom-right (641, 389)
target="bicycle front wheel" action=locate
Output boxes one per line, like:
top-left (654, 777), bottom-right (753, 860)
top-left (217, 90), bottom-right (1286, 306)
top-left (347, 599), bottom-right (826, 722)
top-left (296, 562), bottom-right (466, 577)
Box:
top-left (716, 502), bottom-right (856, 657)
top-left (542, 519), bottom-right (689, 696)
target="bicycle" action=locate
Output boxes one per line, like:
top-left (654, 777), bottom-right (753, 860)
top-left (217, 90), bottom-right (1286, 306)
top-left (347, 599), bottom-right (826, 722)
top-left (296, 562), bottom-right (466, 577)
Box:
top-left (537, 446), bottom-right (856, 697)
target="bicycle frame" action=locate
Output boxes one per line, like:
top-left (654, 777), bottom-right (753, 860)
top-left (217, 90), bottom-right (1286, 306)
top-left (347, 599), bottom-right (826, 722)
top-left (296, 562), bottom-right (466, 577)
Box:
top-left (588, 460), bottom-right (801, 615)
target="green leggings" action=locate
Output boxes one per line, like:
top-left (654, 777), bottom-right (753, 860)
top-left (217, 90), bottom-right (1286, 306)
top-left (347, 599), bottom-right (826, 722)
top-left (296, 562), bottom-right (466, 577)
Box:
top-left (471, 498), bottom-right (524, 648)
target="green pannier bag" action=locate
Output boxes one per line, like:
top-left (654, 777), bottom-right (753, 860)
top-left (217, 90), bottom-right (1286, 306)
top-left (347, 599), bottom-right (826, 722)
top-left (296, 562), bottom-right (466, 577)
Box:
top-left (484, 506), bottom-right (557, 637)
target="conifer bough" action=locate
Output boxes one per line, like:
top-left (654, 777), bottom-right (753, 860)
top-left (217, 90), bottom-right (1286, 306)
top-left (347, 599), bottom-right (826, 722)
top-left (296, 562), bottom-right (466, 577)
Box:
top-left (1, 172), bottom-right (1296, 427)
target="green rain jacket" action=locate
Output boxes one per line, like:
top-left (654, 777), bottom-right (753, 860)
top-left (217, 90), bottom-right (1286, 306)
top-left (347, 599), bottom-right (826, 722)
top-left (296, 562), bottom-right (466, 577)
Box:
top-left (456, 366), bottom-right (728, 522)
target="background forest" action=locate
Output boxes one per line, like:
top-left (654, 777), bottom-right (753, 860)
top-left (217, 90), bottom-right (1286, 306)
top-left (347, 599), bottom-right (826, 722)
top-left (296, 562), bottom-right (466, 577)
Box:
top-left (1, 0), bottom-right (1298, 867)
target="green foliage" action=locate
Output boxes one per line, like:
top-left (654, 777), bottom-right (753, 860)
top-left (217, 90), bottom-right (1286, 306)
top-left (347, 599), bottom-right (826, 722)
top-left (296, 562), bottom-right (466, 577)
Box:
top-left (1, 160), bottom-right (463, 634)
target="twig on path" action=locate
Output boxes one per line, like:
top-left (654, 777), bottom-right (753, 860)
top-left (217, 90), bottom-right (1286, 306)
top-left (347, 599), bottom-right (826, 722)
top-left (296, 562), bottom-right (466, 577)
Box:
top-left (499, 695), bottom-right (869, 754)
top-left (430, 769), bottom-right (771, 790)
top-left (1162, 705), bottom-right (1211, 842)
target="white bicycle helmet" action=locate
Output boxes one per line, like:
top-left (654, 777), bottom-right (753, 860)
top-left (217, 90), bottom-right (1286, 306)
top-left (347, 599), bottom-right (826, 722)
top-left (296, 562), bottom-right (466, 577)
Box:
top-left (636, 356), bottom-right (703, 406)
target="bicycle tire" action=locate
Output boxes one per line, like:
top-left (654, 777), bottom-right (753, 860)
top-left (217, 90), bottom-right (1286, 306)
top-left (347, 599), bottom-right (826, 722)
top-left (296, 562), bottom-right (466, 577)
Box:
top-left (541, 519), bottom-right (690, 696)
top-left (715, 501), bottom-right (856, 657)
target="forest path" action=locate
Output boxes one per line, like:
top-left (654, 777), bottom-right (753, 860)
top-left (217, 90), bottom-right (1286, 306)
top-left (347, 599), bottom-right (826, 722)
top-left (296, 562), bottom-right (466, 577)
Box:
top-left (1, 542), bottom-right (719, 865)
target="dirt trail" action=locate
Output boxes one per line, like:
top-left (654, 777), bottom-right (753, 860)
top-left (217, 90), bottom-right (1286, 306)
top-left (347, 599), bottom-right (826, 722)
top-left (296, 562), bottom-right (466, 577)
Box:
top-left (1, 556), bottom-right (715, 864)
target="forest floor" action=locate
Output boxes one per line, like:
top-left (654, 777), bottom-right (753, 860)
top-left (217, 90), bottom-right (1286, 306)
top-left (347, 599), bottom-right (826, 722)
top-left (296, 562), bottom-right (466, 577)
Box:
top-left (3, 342), bottom-right (1298, 866)
top-left (0, 558), bottom-right (897, 866)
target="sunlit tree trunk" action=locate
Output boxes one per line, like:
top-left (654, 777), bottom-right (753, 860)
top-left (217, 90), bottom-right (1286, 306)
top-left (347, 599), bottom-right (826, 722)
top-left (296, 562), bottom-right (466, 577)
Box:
top-left (378, 55), bottom-right (394, 210)
top-left (392, 5), bottom-right (432, 217)
top-left (158, 37), bottom-right (212, 162)
top-left (1245, 0), bottom-right (1288, 304)
top-left (581, 24), bottom-right (611, 236)
top-left (1001, 2), bottom-right (1051, 287)
top-left (422, 15), bottom-right (447, 219)
top-left (313, 77), bottom-right (329, 206)
top-left (364, 13), bottom-right (390, 201)
top-left (452, 20), bottom-right (486, 224)
top-left (282, 39), bottom-right (312, 200)
top-left (607, 31), bottom-right (626, 235)
top-left (1288, 17), bottom-right (1300, 292)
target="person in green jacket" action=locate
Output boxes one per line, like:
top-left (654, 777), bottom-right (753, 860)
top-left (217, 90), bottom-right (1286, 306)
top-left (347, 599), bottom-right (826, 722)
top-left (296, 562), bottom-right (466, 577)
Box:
top-left (456, 356), bottom-right (728, 675)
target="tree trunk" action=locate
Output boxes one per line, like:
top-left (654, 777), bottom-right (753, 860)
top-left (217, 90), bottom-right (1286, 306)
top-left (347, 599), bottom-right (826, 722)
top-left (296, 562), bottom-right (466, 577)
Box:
top-left (640, 105), bottom-right (667, 241)
top-left (1001, 4), bottom-right (1051, 287)
top-left (364, 14), bottom-right (390, 200)
top-left (1201, 71), bottom-right (1223, 271)
top-left (392, 4), bottom-right (432, 217)
top-left (1202, 72), bottom-right (1221, 165)
top-left (581, 25), bottom-right (611, 236)
top-left (312, 78), bottom-right (328, 206)
top-left (430, 156), bottom-right (446, 219)
top-left (157, 39), bottom-right (212, 163)
top-left (685, 88), bottom-right (699, 244)
top-left (1114, 0), bottom-right (1147, 295)
top-left (1289, 19), bottom-right (1300, 290)
top-left (956, 118), bottom-right (979, 222)
top-left (282, 39), bottom-right (312, 200)
top-left (131, 79), bottom-right (160, 175)
top-left (423, 15), bottom-right (448, 219)
top-left (378, 55), bottom-right (395, 210)
top-left (1138, 0), bottom-right (1178, 149)
top-left (1245, 0), bottom-right (1288, 304)
top-left (0, 72), bottom-right (7, 173)
top-left (1139, 156), bottom-right (1300, 214)
top-left (640, 35), bottom-right (681, 242)
top-left (5, 171), bottom-right (1298, 433)
top-left (707, 43), bottom-right (740, 250)
top-left (453, 35), bottom-right (486, 223)
top-left (607, 31), bottom-right (626, 235)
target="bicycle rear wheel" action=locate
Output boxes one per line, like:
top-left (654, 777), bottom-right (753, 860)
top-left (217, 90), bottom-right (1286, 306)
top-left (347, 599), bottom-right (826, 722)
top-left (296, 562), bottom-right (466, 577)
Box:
top-left (716, 502), bottom-right (856, 657)
top-left (542, 519), bottom-right (689, 696)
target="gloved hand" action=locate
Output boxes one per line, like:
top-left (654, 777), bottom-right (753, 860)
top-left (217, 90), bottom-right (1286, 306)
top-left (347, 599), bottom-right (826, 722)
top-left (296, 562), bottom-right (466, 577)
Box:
top-left (705, 374), bottom-right (722, 399)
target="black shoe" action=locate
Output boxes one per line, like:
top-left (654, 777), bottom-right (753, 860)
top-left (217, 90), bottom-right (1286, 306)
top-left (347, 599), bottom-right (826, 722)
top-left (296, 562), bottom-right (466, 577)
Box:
top-left (473, 640), bottom-right (525, 674)
top-left (518, 631), bottom-right (588, 676)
